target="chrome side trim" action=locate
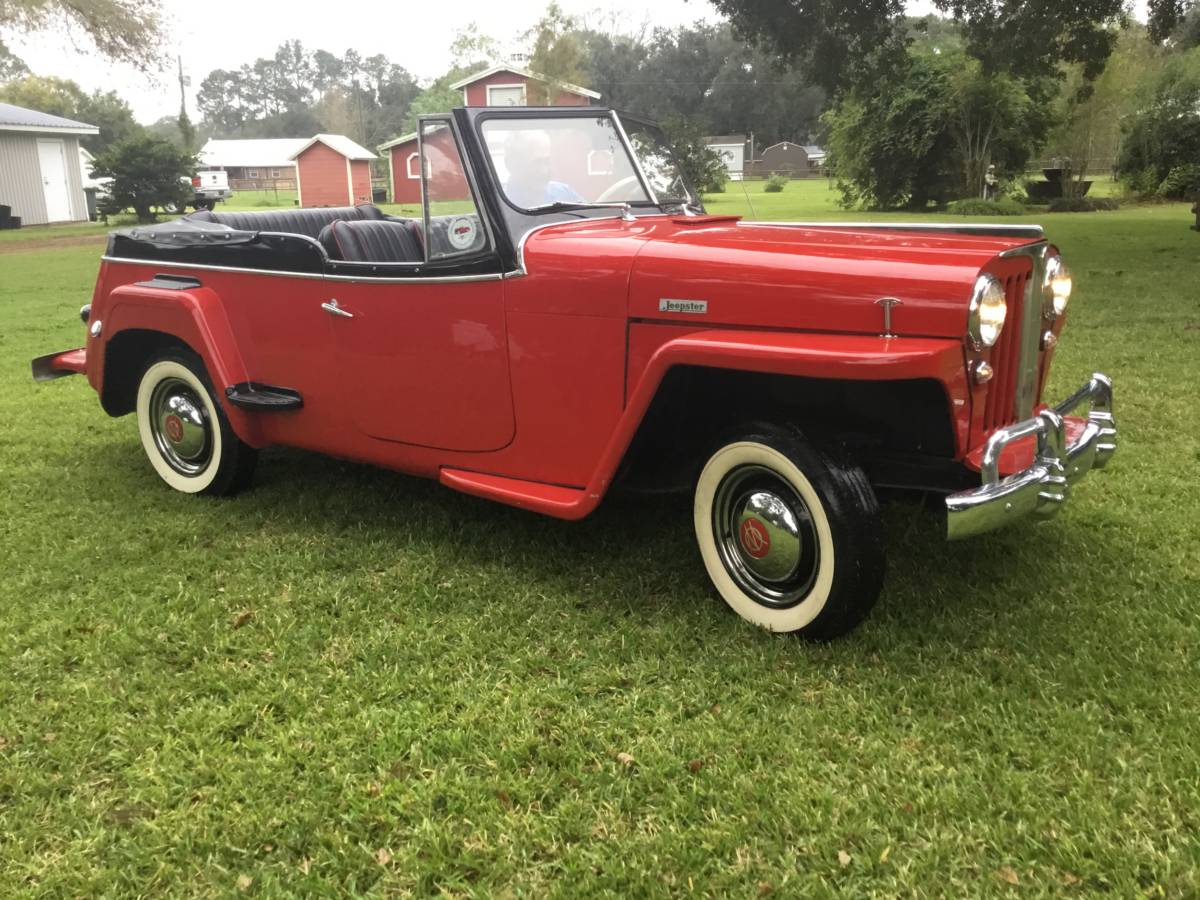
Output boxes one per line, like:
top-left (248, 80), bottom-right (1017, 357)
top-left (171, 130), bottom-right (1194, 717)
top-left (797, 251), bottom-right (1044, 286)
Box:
top-left (945, 372), bottom-right (1116, 540)
top-left (742, 221), bottom-right (1046, 239)
top-left (101, 256), bottom-right (506, 284)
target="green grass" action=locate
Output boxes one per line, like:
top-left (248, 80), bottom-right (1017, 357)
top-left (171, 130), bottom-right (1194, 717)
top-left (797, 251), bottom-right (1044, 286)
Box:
top-left (2, 194), bottom-right (1198, 897)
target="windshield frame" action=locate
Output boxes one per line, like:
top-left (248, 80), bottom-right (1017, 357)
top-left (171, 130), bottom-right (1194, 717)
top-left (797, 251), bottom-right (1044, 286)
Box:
top-left (615, 112), bottom-right (701, 209)
top-left (473, 108), bottom-right (662, 217)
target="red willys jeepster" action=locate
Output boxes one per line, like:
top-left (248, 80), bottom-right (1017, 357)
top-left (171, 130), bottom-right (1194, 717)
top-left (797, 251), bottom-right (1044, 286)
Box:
top-left (34, 107), bottom-right (1117, 639)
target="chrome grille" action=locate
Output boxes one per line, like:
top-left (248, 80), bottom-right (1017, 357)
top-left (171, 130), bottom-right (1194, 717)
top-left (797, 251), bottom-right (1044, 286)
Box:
top-left (982, 270), bottom-right (1027, 432)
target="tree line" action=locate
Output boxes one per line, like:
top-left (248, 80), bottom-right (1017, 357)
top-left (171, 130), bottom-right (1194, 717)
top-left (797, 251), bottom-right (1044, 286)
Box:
top-left (3, 0), bottom-right (1198, 209)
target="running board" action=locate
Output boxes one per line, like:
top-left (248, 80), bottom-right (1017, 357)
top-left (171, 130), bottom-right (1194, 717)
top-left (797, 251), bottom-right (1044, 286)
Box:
top-left (224, 382), bottom-right (303, 411)
top-left (439, 468), bottom-right (591, 519)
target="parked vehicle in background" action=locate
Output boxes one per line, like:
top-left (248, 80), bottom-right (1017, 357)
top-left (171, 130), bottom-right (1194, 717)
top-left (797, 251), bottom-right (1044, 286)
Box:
top-left (190, 170), bottom-right (233, 209)
top-left (32, 106), bottom-right (1117, 640)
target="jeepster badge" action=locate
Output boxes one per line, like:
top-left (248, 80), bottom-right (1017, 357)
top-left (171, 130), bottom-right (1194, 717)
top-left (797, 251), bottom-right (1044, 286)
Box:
top-left (658, 298), bottom-right (708, 314)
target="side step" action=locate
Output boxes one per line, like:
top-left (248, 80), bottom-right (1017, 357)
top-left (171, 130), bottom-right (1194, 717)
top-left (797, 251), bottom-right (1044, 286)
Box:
top-left (225, 382), bottom-right (303, 411)
top-left (439, 467), bottom-right (591, 520)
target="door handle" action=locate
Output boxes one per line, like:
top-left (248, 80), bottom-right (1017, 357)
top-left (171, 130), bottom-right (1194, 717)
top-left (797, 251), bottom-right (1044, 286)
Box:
top-left (321, 299), bottom-right (353, 318)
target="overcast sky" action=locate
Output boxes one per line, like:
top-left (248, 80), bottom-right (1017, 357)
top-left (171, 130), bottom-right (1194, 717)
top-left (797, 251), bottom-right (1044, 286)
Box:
top-left (7, 0), bottom-right (1148, 124)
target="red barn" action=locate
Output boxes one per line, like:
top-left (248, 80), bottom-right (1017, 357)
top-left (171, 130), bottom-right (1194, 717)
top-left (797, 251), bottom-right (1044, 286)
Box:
top-left (380, 132), bottom-right (421, 205)
top-left (450, 64), bottom-right (600, 107)
top-left (380, 65), bottom-right (601, 204)
top-left (288, 134), bottom-right (376, 207)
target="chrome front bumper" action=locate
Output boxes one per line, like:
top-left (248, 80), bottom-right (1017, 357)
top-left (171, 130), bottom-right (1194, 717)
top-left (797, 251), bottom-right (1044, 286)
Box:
top-left (946, 373), bottom-right (1117, 540)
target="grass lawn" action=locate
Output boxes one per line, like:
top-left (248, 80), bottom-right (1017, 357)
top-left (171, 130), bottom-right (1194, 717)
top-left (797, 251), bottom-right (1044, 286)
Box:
top-left (2, 190), bottom-right (1198, 897)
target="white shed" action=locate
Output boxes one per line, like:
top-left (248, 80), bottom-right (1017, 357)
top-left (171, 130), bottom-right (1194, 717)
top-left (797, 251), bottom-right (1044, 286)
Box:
top-left (705, 134), bottom-right (748, 182)
top-left (0, 102), bottom-right (99, 226)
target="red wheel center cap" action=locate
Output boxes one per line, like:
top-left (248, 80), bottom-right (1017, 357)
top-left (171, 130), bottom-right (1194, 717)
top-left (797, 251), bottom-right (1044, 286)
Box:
top-left (739, 517), bottom-right (771, 559)
top-left (164, 414), bottom-right (185, 444)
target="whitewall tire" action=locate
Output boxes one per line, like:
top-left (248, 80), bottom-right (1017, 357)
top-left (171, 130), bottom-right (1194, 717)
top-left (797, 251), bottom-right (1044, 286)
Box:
top-left (135, 349), bottom-right (257, 496)
top-left (694, 426), bottom-right (884, 639)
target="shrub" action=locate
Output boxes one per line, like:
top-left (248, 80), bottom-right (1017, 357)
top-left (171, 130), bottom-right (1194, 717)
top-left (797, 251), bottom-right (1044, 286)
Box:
top-left (1156, 164), bottom-right (1200, 200)
top-left (764, 173), bottom-right (789, 193)
top-left (90, 135), bottom-right (195, 223)
top-left (1118, 48), bottom-right (1200, 197)
top-left (1047, 196), bottom-right (1120, 212)
top-left (946, 197), bottom-right (1026, 216)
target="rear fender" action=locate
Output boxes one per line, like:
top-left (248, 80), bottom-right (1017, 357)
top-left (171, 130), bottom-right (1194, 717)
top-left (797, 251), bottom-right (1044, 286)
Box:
top-left (94, 283), bottom-right (262, 445)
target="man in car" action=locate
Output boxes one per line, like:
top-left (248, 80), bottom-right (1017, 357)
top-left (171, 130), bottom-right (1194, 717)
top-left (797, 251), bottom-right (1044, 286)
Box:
top-left (503, 129), bottom-right (583, 209)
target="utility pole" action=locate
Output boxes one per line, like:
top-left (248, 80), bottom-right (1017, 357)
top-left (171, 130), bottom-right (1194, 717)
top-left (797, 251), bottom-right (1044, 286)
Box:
top-left (178, 56), bottom-right (196, 152)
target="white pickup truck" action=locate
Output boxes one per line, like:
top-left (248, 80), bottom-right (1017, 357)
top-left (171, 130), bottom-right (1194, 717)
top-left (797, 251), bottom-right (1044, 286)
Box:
top-left (186, 170), bottom-right (233, 210)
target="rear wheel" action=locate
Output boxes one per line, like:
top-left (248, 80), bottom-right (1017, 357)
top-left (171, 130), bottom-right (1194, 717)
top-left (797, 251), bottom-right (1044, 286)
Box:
top-left (135, 349), bottom-right (257, 495)
top-left (693, 426), bottom-right (884, 639)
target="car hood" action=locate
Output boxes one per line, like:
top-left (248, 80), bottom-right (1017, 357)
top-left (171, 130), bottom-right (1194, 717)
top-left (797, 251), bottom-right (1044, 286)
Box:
top-left (623, 216), bottom-right (1040, 339)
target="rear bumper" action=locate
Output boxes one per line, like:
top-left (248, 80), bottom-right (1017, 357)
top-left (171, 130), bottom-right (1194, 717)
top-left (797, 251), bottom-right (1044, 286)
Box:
top-left (945, 373), bottom-right (1117, 539)
top-left (32, 348), bottom-right (87, 382)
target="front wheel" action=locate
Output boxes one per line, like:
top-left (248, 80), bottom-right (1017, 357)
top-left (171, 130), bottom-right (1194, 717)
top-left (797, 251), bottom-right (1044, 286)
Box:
top-left (136, 349), bottom-right (257, 495)
top-left (693, 427), bottom-right (885, 639)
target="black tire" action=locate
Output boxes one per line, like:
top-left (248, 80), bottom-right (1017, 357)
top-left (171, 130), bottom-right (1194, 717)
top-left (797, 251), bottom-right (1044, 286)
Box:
top-left (693, 424), bottom-right (884, 640)
top-left (135, 348), bottom-right (257, 496)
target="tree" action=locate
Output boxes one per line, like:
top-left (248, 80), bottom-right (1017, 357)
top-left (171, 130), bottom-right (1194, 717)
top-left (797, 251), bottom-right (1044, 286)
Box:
top-left (1118, 46), bottom-right (1200, 197)
top-left (525, 3), bottom-right (588, 104)
top-left (0, 75), bottom-right (141, 152)
top-left (195, 42), bottom-right (419, 148)
top-left (709, 0), bottom-right (1127, 90)
top-left (1148, 0), bottom-right (1191, 42)
top-left (0, 0), bottom-right (165, 73)
top-left (89, 134), bottom-right (195, 223)
top-left (659, 115), bottom-right (729, 193)
top-left (0, 36), bottom-right (29, 79)
top-left (1043, 25), bottom-right (1163, 195)
top-left (822, 39), bottom-right (1044, 209)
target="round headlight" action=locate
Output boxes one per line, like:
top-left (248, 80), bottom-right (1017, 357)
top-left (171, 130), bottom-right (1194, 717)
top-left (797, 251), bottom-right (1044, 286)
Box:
top-left (968, 274), bottom-right (1007, 349)
top-left (1044, 255), bottom-right (1072, 316)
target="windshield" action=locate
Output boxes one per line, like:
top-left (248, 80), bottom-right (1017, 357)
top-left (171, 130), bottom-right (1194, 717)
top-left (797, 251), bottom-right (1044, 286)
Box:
top-left (621, 119), bottom-right (696, 206)
top-left (481, 115), bottom-right (652, 211)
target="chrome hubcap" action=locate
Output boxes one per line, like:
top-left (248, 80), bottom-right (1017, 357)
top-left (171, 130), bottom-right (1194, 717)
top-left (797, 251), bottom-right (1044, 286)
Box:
top-left (712, 465), bottom-right (820, 608)
top-left (150, 377), bottom-right (211, 475)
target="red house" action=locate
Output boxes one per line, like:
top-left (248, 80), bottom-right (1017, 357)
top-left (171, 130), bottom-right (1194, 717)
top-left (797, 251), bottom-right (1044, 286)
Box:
top-left (288, 134), bottom-right (376, 207)
top-left (381, 132), bottom-right (421, 205)
top-left (381, 65), bottom-right (601, 204)
top-left (450, 64), bottom-right (601, 107)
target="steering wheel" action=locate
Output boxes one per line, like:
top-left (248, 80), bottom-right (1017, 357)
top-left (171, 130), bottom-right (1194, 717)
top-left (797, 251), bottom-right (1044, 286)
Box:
top-left (596, 175), bottom-right (642, 203)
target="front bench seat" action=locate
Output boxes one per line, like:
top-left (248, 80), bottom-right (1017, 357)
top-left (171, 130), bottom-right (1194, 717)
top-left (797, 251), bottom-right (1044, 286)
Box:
top-left (318, 219), bottom-right (425, 264)
top-left (185, 204), bottom-right (384, 240)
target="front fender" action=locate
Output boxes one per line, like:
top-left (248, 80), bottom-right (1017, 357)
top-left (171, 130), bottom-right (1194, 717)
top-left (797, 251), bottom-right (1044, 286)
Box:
top-left (607, 327), bottom-right (969, 486)
top-left (91, 283), bottom-right (261, 443)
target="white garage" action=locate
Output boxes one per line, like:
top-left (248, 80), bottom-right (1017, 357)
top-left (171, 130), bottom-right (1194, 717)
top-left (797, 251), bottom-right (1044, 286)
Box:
top-left (0, 102), bottom-right (99, 227)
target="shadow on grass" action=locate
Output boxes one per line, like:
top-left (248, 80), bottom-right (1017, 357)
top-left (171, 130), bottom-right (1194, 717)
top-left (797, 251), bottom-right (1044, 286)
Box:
top-left (78, 438), bottom-right (1095, 652)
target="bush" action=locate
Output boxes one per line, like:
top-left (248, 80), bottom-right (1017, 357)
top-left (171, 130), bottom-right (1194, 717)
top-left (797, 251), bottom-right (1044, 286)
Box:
top-left (1047, 196), bottom-right (1120, 212)
top-left (1118, 48), bottom-right (1200, 197)
top-left (1156, 164), bottom-right (1200, 200)
top-left (90, 135), bottom-right (195, 223)
top-left (764, 173), bottom-right (789, 193)
top-left (946, 197), bottom-right (1026, 215)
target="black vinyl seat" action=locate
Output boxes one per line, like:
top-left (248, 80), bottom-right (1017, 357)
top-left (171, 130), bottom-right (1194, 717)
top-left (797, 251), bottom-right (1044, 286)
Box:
top-left (184, 204), bottom-right (385, 240)
top-left (318, 219), bottom-right (425, 263)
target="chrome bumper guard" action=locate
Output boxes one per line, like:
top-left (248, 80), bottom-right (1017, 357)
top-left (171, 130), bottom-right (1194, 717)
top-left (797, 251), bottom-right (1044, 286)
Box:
top-left (946, 373), bottom-right (1116, 540)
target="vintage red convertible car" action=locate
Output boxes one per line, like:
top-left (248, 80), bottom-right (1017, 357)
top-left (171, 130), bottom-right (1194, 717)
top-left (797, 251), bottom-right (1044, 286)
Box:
top-left (34, 107), bottom-right (1116, 638)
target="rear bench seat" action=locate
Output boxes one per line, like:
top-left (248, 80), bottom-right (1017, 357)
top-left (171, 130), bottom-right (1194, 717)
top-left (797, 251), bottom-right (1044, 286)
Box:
top-left (184, 204), bottom-right (426, 264)
top-left (184, 203), bottom-right (386, 240)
